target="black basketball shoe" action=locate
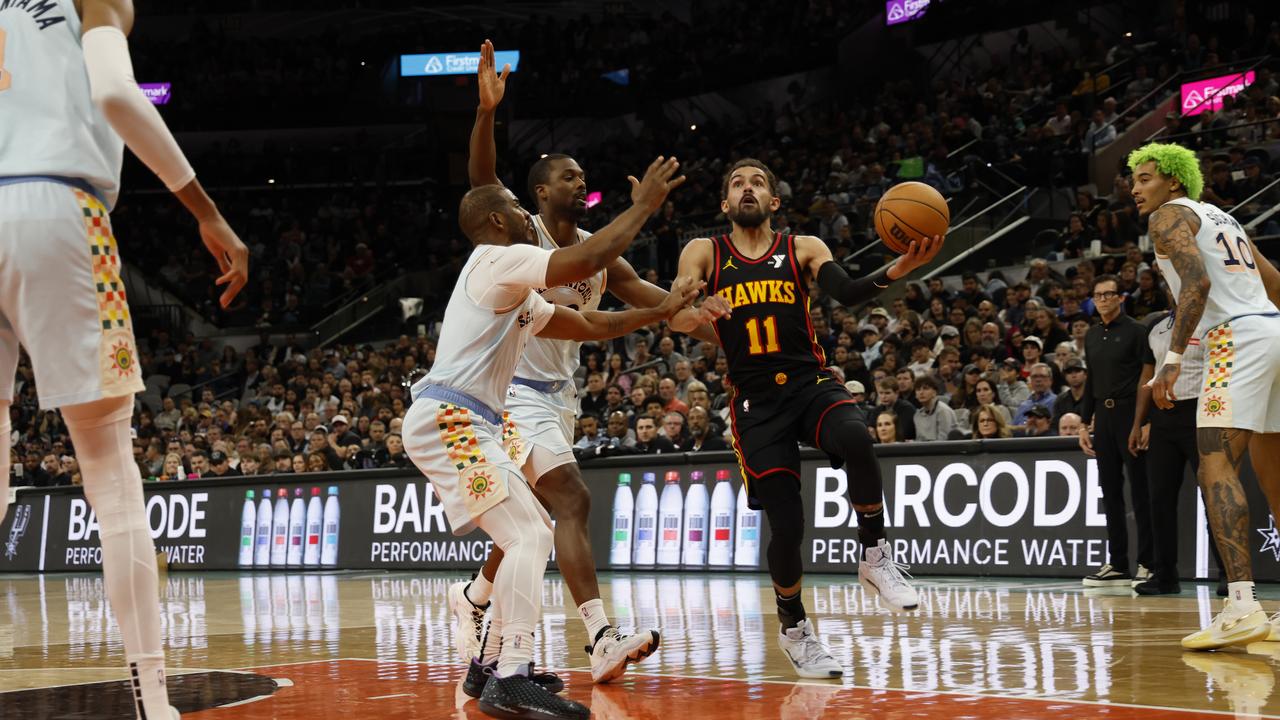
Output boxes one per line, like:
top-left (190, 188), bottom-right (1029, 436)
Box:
top-left (478, 671), bottom-right (588, 720)
top-left (463, 658), bottom-right (565, 699)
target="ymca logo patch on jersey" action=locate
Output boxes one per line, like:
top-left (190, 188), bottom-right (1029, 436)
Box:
top-left (770, 254), bottom-right (786, 268)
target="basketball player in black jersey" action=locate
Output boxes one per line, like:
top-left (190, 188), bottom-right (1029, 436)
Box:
top-left (671, 158), bottom-right (942, 678)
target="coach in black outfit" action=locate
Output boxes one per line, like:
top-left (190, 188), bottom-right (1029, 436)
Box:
top-left (1078, 275), bottom-right (1153, 587)
top-left (1129, 308), bottom-right (1226, 595)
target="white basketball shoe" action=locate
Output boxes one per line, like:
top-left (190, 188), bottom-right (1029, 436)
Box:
top-left (778, 618), bottom-right (843, 679)
top-left (858, 539), bottom-right (919, 611)
top-left (448, 580), bottom-right (487, 661)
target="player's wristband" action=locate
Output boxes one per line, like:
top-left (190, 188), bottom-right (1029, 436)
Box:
top-left (1163, 350), bottom-right (1183, 366)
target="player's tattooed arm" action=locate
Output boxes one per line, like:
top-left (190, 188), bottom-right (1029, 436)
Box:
top-left (1149, 204), bottom-right (1207, 356)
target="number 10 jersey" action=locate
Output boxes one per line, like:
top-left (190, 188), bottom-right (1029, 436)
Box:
top-left (1155, 197), bottom-right (1279, 336)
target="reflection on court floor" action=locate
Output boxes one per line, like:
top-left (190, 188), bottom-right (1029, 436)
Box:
top-left (1, 571), bottom-right (1278, 718)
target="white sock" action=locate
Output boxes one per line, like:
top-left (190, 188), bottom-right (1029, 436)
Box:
top-left (497, 627), bottom-right (534, 678)
top-left (578, 598), bottom-right (611, 642)
top-left (467, 572), bottom-right (494, 607)
top-left (1228, 581), bottom-right (1260, 608)
top-left (129, 652), bottom-right (169, 719)
top-left (481, 615), bottom-right (503, 663)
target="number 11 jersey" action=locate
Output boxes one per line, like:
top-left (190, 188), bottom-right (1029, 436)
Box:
top-left (1155, 197), bottom-right (1278, 335)
top-left (708, 233), bottom-right (829, 391)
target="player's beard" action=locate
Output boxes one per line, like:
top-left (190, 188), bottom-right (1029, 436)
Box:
top-left (728, 201), bottom-right (770, 229)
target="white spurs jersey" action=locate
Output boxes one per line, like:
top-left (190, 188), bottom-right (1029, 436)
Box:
top-left (0, 0), bottom-right (124, 206)
top-left (1155, 197), bottom-right (1278, 334)
top-left (512, 214), bottom-right (606, 382)
top-left (411, 243), bottom-right (556, 414)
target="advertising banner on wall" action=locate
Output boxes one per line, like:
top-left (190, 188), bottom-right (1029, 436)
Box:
top-left (2, 441), bottom-right (1274, 580)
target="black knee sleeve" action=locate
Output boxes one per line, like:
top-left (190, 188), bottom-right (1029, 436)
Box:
top-left (753, 474), bottom-right (805, 588)
top-left (817, 412), bottom-right (883, 506)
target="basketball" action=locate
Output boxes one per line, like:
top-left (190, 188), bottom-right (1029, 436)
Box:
top-left (873, 181), bottom-right (950, 254)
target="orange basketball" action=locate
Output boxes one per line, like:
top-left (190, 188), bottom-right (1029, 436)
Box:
top-left (873, 181), bottom-right (950, 254)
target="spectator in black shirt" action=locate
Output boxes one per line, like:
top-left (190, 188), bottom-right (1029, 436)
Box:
top-left (329, 415), bottom-right (361, 448)
top-left (579, 372), bottom-right (609, 418)
top-left (1013, 404), bottom-right (1055, 437)
top-left (206, 450), bottom-right (242, 478)
top-left (1078, 274), bottom-right (1153, 588)
top-left (873, 379), bottom-right (917, 440)
top-left (1053, 360), bottom-right (1089, 428)
top-left (958, 272), bottom-right (988, 307)
top-left (686, 407), bottom-right (727, 452)
top-left (377, 433), bottom-right (412, 469)
top-left (633, 416), bottom-right (675, 454)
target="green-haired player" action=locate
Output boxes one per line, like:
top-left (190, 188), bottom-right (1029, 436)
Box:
top-left (1129, 142), bottom-right (1280, 650)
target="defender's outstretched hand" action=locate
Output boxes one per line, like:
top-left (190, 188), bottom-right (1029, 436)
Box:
top-left (477, 39), bottom-right (510, 112)
top-left (629, 156), bottom-right (687, 212)
top-left (659, 276), bottom-right (704, 318)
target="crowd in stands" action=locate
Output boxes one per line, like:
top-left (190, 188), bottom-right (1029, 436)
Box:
top-left (111, 3), bottom-right (1280, 330)
top-left (12, 5), bottom-right (1280, 486)
top-left (11, 238), bottom-right (1176, 488)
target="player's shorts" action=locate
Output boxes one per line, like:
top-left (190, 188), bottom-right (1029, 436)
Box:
top-left (727, 371), bottom-right (857, 509)
top-left (403, 394), bottom-right (533, 536)
top-left (1198, 313), bottom-right (1280, 433)
top-left (505, 380), bottom-right (577, 481)
top-left (0, 180), bottom-right (144, 409)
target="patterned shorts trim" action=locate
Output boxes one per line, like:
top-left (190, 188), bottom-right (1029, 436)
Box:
top-left (436, 404), bottom-right (486, 472)
top-left (1204, 323), bottom-right (1235, 391)
top-left (75, 190), bottom-right (131, 331)
top-left (501, 410), bottom-right (527, 464)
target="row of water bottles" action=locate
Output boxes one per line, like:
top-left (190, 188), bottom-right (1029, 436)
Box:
top-left (239, 487), bottom-right (340, 567)
top-left (610, 469), bottom-right (761, 569)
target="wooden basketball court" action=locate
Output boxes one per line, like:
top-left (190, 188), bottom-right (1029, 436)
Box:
top-left (0, 571), bottom-right (1275, 718)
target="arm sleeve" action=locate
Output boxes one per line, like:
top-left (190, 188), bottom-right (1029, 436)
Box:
top-left (816, 261), bottom-right (892, 307)
top-left (82, 27), bottom-right (197, 192)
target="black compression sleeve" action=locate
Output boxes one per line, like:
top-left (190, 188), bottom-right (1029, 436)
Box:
top-left (816, 261), bottom-right (893, 307)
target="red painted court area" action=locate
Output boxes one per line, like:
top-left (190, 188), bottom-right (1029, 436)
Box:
top-left (194, 660), bottom-right (1236, 720)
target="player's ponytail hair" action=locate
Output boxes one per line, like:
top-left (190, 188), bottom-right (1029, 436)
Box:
top-left (1127, 143), bottom-right (1204, 200)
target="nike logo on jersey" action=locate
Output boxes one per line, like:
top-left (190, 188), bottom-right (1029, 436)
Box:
top-left (723, 257), bottom-right (739, 271)
top-left (770, 254), bottom-right (786, 268)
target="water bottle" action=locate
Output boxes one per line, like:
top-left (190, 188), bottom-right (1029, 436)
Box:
top-left (682, 471), bottom-right (709, 568)
top-left (270, 489), bottom-right (289, 566)
top-left (734, 482), bottom-right (762, 568)
top-left (303, 487), bottom-right (323, 566)
top-left (633, 472), bottom-right (658, 568)
top-left (708, 470), bottom-right (735, 567)
top-left (656, 471), bottom-right (684, 566)
top-left (610, 473), bottom-right (634, 568)
top-left (286, 488), bottom-right (306, 567)
top-left (254, 489), bottom-right (273, 566)
top-left (320, 486), bottom-right (340, 565)
top-left (238, 490), bottom-right (256, 567)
